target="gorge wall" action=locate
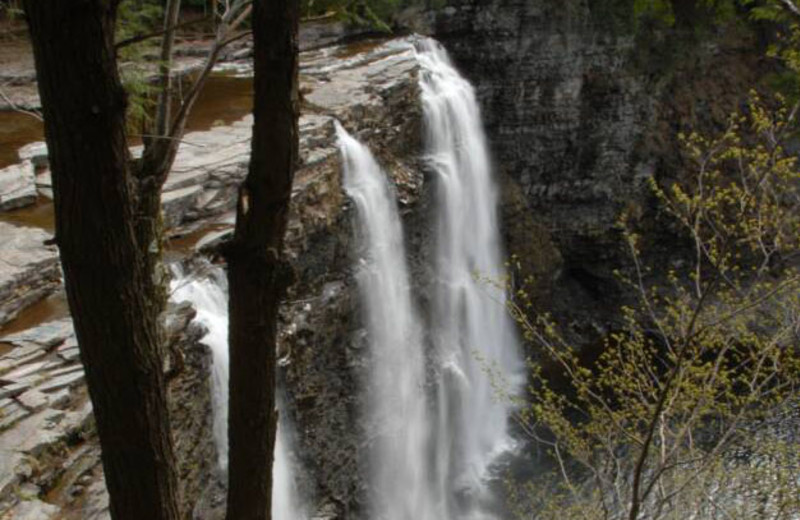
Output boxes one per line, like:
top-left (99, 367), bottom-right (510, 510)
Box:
top-left (423, 0), bottom-right (767, 346)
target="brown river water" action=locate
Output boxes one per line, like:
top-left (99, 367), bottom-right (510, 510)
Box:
top-left (0, 73), bottom-right (254, 170)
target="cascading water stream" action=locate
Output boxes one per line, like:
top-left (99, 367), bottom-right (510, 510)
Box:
top-left (338, 38), bottom-right (522, 519)
top-left (417, 38), bottom-right (523, 515)
top-left (170, 265), bottom-right (305, 520)
top-left (171, 268), bottom-right (230, 468)
top-left (336, 123), bottom-right (437, 520)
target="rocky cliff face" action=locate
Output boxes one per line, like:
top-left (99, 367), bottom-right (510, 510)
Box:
top-left (0, 34), bottom-right (425, 520)
top-left (171, 37), bottom-right (424, 520)
top-left (0, 302), bottom-right (216, 520)
top-left (426, 0), bottom-right (765, 345)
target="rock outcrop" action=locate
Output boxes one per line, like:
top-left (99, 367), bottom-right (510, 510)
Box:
top-left (0, 162), bottom-right (36, 211)
top-left (178, 37), bottom-right (425, 519)
top-left (281, 39), bottom-right (426, 520)
top-left (163, 37), bottom-right (422, 239)
top-left (425, 0), bottom-right (765, 345)
top-left (0, 222), bottom-right (60, 327)
top-left (0, 302), bottom-right (217, 520)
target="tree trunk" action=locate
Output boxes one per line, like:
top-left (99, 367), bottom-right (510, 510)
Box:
top-left (225, 0), bottom-right (299, 517)
top-left (671, 0), bottom-right (698, 29)
top-left (23, 2), bottom-right (181, 519)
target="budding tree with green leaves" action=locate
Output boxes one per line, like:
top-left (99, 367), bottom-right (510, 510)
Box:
top-left (506, 91), bottom-right (800, 520)
top-left (503, 5), bottom-right (800, 517)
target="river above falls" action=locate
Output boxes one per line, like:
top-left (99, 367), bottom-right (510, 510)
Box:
top-left (0, 72), bottom-right (255, 171)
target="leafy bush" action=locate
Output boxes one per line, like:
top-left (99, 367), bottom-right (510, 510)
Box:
top-left (508, 90), bottom-right (800, 520)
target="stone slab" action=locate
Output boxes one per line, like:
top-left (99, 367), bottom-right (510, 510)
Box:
top-left (0, 318), bottom-right (74, 349)
top-left (45, 363), bottom-right (83, 379)
top-left (15, 388), bottom-right (49, 411)
top-left (0, 222), bottom-right (60, 327)
top-left (37, 371), bottom-right (84, 393)
top-left (17, 141), bottom-right (48, 168)
top-left (0, 160), bottom-right (36, 211)
top-left (0, 381), bottom-right (32, 400)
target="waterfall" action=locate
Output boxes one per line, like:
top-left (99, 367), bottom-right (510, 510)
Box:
top-left (172, 269), bottom-right (230, 469)
top-left (338, 37), bottom-right (521, 518)
top-left (170, 265), bottom-right (305, 520)
top-left (336, 123), bottom-right (437, 520)
top-left (417, 38), bottom-right (523, 515)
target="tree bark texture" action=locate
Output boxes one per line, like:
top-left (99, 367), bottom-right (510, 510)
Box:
top-left (225, 0), bottom-right (299, 517)
top-left (23, 2), bottom-right (181, 519)
top-left (671, 0), bottom-right (698, 29)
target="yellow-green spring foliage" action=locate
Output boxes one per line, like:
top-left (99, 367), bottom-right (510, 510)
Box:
top-left (509, 93), bottom-right (800, 519)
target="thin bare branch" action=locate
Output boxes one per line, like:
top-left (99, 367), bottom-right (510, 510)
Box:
top-left (221, 29), bottom-right (252, 48)
top-left (0, 85), bottom-right (43, 121)
top-left (153, 0), bottom-right (183, 140)
top-left (139, 0), bottom-right (252, 189)
top-left (114, 17), bottom-right (209, 50)
top-left (780, 0), bottom-right (800, 20)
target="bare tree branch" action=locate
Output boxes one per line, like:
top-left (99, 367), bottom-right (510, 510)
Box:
top-left (114, 17), bottom-right (209, 50)
top-left (221, 29), bottom-right (253, 48)
top-left (0, 85), bottom-right (43, 121)
top-left (780, 0), bottom-right (800, 20)
top-left (152, 0), bottom-right (183, 143)
top-left (139, 0), bottom-right (253, 188)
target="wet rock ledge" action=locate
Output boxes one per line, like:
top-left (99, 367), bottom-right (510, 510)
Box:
top-left (0, 302), bottom-right (214, 520)
top-left (0, 222), bottom-right (59, 327)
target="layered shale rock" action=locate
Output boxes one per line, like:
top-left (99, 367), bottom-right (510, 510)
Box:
top-left (0, 222), bottom-right (59, 327)
top-left (426, 0), bottom-right (765, 346)
top-left (0, 302), bottom-right (217, 520)
top-left (0, 162), bottom-right (36, 211)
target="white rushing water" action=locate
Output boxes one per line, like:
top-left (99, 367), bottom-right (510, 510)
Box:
top-left (336, 123), bottom-right (437, 520)
top-left (337, 38), bottom-right (522, 519)
top-left (417, 38), bottom-right (523, 516)
top-left (170, 266), bottom-right (305, 520)
top-left (171, 268), bottom-right (230, 469)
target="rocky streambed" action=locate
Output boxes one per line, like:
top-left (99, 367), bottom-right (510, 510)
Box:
top-left (0, 33), bottom-right (426, 519)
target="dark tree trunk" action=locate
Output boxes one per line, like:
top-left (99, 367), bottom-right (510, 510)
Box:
top-left (671, 0), bottom-right (698, 29)
top-left (225, 0), bottom-right (299, 517)
top-left (23, 2), bottom-right (181, 519)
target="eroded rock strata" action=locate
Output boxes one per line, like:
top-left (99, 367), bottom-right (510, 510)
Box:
top-left (427, 0), bottom-right (764, 346)
top-left (0, 36), bottom-right (424, 519)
